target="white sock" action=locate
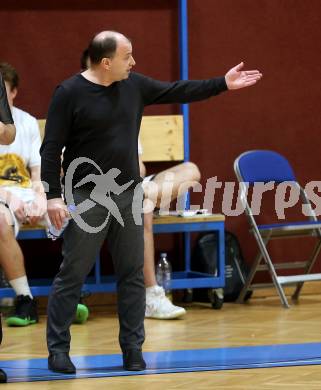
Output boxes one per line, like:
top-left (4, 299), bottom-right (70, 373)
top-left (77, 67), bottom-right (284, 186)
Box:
top-left (146, 285), bottom-right (162, 296)
top-left (9, 276), bottom-right (33, 299)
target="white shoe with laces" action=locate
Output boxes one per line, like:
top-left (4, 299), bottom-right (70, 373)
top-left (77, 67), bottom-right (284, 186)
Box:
top-left (145, 285), bottom-right (186, 319)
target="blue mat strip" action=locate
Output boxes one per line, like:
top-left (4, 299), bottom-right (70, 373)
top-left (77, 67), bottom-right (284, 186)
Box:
top-left (1, 342), bottom-right (321, 383)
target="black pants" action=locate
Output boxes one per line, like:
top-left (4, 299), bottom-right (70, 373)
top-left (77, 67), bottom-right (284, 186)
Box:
top-left (47, 187), bottom-right (145, 353)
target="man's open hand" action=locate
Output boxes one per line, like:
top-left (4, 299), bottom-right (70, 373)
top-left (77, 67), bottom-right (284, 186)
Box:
top-left (225, 62), bottom-right (262, 90)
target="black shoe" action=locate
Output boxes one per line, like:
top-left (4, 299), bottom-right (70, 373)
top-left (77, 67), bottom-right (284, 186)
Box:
top-left (123, 349), bottom-right (146, 371)
top-left (0, 369), bottom-right (7, 383)
top-left (6, 295), bottom-right (38, 327)
top-left (48, 352), bottom-right (76, 374)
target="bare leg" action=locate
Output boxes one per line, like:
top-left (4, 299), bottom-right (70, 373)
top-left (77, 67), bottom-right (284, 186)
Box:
top-left (153, 162), bottom-right (200, 206)
top-left (143, 162), bottom-right (200, 319)
top-left (0, 205), bottom-right (37, 326)
top-left (0, 206), bottom-right (25, 280)
top-left (143, 162), bottom-right (201, 283)
top-left (143, 212), bottom-right (157, 287)
top-left (143, 162), bottom-right (201, 210)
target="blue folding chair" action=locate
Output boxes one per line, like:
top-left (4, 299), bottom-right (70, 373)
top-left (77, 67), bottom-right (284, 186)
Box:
top-left (234, 150), bottom-right (321, 308)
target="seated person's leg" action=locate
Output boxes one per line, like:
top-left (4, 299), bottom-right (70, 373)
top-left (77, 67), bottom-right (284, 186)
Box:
top-left (143, 162), bottom-right (201, 320)
top-left (151, 162), bottom-right (201, 210)
top-left (143, 212), bottom-right (186, 319)
top-left (0, 204), bottom-right (38, 326)
top-left (143, 212), bottom-right (156, 288)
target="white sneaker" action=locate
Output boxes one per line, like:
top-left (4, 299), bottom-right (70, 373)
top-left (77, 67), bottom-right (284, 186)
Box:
top-left (145, 285), bottom-right (186, 319)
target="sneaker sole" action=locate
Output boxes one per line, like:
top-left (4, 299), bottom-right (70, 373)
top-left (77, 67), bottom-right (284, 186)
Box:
top-left (5, 317), bottom-right (38, 327)
top-left (145, 308), bottom-right (186, 320)
top-left (73, 304), bottom-right (89, 324)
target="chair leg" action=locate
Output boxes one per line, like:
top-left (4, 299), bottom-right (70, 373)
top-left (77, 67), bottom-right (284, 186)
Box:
top-left (237, 250), bottom-right (263, 303)
top-left (253, 230), bottom-right (290, 308)
top-left (292, 237), bottom-right (321, 301)
top-left (237, 235), bottom-right (269, 304)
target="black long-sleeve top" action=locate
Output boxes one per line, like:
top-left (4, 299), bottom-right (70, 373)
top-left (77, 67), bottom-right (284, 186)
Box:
top-left (0, 74), bottom-right (14, 124)
top-left (40, 72), bottom-right (227, 199)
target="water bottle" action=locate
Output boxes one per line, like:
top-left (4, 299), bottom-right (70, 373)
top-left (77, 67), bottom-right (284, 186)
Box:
top-left (46, 204), bottom-right (76, 241)
top-left (156, 252), bottom-right (172, 301)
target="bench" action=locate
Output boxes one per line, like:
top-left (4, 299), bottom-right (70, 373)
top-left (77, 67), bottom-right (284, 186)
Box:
top-left (1, 115), bottom-right (225, 298)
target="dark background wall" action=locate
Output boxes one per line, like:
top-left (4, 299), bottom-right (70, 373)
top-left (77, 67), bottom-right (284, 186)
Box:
top-left (1, 0), bottom-right (321, 277)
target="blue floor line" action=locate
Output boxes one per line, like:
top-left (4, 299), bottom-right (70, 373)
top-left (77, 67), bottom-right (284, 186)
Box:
top-left (1, 342), bottom-right (321, 383)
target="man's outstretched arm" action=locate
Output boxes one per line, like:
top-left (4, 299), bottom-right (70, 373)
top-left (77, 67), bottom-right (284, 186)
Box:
top-left (138, 61), bottom-right (262, 106)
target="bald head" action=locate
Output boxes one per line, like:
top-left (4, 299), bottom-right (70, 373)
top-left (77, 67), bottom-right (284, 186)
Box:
top-left (88, 31), bottom-right (131, 65)
top-left (94, 31), bottom-right (129, 43)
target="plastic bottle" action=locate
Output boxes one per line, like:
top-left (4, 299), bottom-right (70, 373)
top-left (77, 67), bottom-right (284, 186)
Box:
top-left (156, 252), bottom-right (172, 301)
top-left (46, 204), bottom-right (76, 241)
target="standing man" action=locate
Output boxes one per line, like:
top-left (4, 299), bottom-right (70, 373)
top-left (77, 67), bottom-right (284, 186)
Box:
top-left (41, 30), bottom-right (262, 374)
top-left (81, 48), bottom-right (195, 320)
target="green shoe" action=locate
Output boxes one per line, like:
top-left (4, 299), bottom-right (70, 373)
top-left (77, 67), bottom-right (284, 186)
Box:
top-left (6, 295), bottom-right (38, 327)
top-left (73, 303), bottom-right (89, 324)
top-left (6, 316), bottom-right (37, 327)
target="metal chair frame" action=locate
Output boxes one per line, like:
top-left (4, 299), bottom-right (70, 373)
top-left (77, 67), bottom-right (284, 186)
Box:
top-left (234, 150), bottom-right (321, 308)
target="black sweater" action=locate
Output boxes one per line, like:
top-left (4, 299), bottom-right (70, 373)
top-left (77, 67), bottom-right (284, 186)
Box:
top-left (40, 72), bottom-right (227, 199)
top-left (0, 75), bottom-right (13, 124)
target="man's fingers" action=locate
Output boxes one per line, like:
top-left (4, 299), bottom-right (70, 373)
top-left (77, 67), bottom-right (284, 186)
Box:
top-left (47, 199), bottom-right (69, 230)
top-left (48, 210), bottom-right (64, 230)
top-left (245, 74), bottom-right (262, 82)
top-left (244, 72), bottom-right (262, 78)
top-left (244, 70), bottom-right (261, 75)
top-left (244, 79), bottom-right (259, 87)
top-left (52, 215), bottom-right (62, 230)
top-left (232, 62), bottom-right (244, 72)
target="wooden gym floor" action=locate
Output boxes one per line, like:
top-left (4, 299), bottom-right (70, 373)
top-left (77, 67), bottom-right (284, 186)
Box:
top-left (1, 289), bottom-right (321, 388)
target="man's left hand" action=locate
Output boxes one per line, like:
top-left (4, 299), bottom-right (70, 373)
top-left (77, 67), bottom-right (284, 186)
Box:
top-left (225, 62), bottom-right (262, 90)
